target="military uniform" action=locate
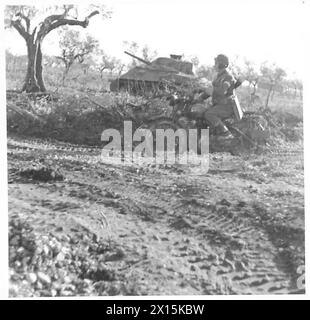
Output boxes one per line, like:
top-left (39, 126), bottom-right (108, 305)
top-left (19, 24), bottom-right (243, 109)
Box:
top-left (204, 68), bottom-right (237, 134)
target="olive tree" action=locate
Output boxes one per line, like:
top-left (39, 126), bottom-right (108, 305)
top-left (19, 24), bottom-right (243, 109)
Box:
top-left (96, 51), bottom-right (124, 78)
top-left (243, 59), bottom-right (260, 96)
top-left (260, 63), bottom-right (286, 109)
top-left (56, 28), bottom-right (98, 84)
top-left (5, 4), bottom-right (110, 93)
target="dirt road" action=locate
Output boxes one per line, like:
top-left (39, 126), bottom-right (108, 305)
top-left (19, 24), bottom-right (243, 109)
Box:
top-left (8, 135), bottom-right (304, 296)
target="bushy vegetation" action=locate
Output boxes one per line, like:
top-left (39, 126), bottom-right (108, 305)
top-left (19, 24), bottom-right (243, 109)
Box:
top-left (6, 90), bottom-right (303, 150)
top-left (5, 23), bottom-right (303, 149)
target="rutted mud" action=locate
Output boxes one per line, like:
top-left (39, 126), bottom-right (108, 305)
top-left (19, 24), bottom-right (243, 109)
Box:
top-left (8, 135), bottom-right (304, 296)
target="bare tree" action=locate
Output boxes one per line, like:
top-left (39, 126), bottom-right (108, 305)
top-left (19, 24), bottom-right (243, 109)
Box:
top-left (115, 62), bottom-right (126, 77)
top-left (96, 52), bottom-right (121, 78)
top-left (260, 63), bottom-right (286, 109)
top-left (141, 45), bottom-right (158, 62)
top-left (196, 64), bottom-right (214, 81)
top-left (5, 5), bottom-right (110, 93)
top-left (56, 28), bottom-right (98, 84)
top-left (287, 78), bottom-right (303, 99)
top-left (97, 54), bottom-right (110, 79)
top-left (229, 55), bottom-right (243, 78)
top-left (123, 41), bottom-right (157, 67)
top-left (243, 59), bottom-right (260, 96)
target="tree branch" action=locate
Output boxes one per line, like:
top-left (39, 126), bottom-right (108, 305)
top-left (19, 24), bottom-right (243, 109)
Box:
top-left (11, 20), bottom-right (29, 40)
top-left (74, 53), bottom-right (82, 62)
top-left (38, 10), bottom-right (100, 39)
top-left (31, 26), bottom-right (37, 38)
top-left (55, 56), bottom-right (66, 63)
top-left (42, 13), bottom-right (67, 27)
top-left (15, 12), bottom-right (30, 32)
top-left (85, 10), bottom-right (100, 23)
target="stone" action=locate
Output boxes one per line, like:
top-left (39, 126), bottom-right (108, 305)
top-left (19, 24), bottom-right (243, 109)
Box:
top-left (56, 252), bottom-right (66, 262)
top-left (27, 273), bottom-right (37, 284)
top-left (219, 199), bottom-right (231, 206)
top-left (43, 245), bottom-right (50, 256)
top-left (51, 289), bottom-right (57, 297)
top-left (190, 265), bottom-right (197, 272)
top-left (37, 272), bottom-right (51, 285)
top-left (17, 247), bottom-right (25, 254)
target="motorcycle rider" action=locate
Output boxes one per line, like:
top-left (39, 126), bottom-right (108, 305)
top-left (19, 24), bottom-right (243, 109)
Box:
top-left (203, 54), bottom-right (238, 139)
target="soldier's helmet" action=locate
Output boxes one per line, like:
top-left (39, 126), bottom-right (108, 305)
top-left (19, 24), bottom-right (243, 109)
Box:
top-left (215, 54), bottom-right (229, 68)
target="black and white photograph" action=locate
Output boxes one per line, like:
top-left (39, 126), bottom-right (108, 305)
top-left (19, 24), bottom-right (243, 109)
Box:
top-left (3, 0), bottom-right (307, 298)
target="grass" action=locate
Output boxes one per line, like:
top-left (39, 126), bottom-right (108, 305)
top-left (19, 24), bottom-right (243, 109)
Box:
top-left (6, 62), bottom-right (303, 114)
top-left (6, 63), bottom-right (111, 94)
top-left (236, 85), bottom-right (302, 117)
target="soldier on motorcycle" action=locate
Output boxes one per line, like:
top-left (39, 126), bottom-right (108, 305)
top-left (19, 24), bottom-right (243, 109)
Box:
top-left (202, 54), bottom-right (241, 140)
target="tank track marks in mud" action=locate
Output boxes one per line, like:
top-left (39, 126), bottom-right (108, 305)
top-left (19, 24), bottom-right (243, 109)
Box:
top-left (123, 169), bottom-right (303, 295)
top-left (7, 137), bottom-right (102, 154)
top-left (170, 206), bottom-right (293, 293)
top-left (8, 136), bottom-right (304, 295)
top-left (174, 202), bottom-right (301, 294)
top-left (100, 178), bottom-right (302, 294)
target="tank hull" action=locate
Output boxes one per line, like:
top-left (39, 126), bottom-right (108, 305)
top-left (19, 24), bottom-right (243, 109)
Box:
top-left (109, 56), bottom-right (196, 94)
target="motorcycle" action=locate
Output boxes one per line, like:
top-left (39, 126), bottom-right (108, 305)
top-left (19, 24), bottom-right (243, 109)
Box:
top-left (142, 90), bottom-right (270, 154)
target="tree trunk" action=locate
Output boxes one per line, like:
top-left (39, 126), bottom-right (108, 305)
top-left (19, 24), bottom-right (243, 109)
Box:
top-left (253, 82), bottom-right (257, 96)
top-left (36, 42), bottom-right (46, 92)
top-left (13, 9), bottom-right (99, 93)
top-left (294, 85), bottom-right (297, 99)
top-left (62, 63), bottom-right (71, 86)
top-left (22, 38), bottom-right (46, 93)
top-left (265, 85), bottom-right (273, 109)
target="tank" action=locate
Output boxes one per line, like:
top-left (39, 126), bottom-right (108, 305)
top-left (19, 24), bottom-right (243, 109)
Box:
top-left (110, 51), bottom-right (196, 94)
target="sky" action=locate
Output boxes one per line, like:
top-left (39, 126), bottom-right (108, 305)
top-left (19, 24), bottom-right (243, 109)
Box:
top-left (4, 0), bottom-right (310, 79)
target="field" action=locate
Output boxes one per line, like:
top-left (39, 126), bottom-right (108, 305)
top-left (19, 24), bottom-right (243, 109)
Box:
top-left (6, 62), bottom-right (305, 296)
